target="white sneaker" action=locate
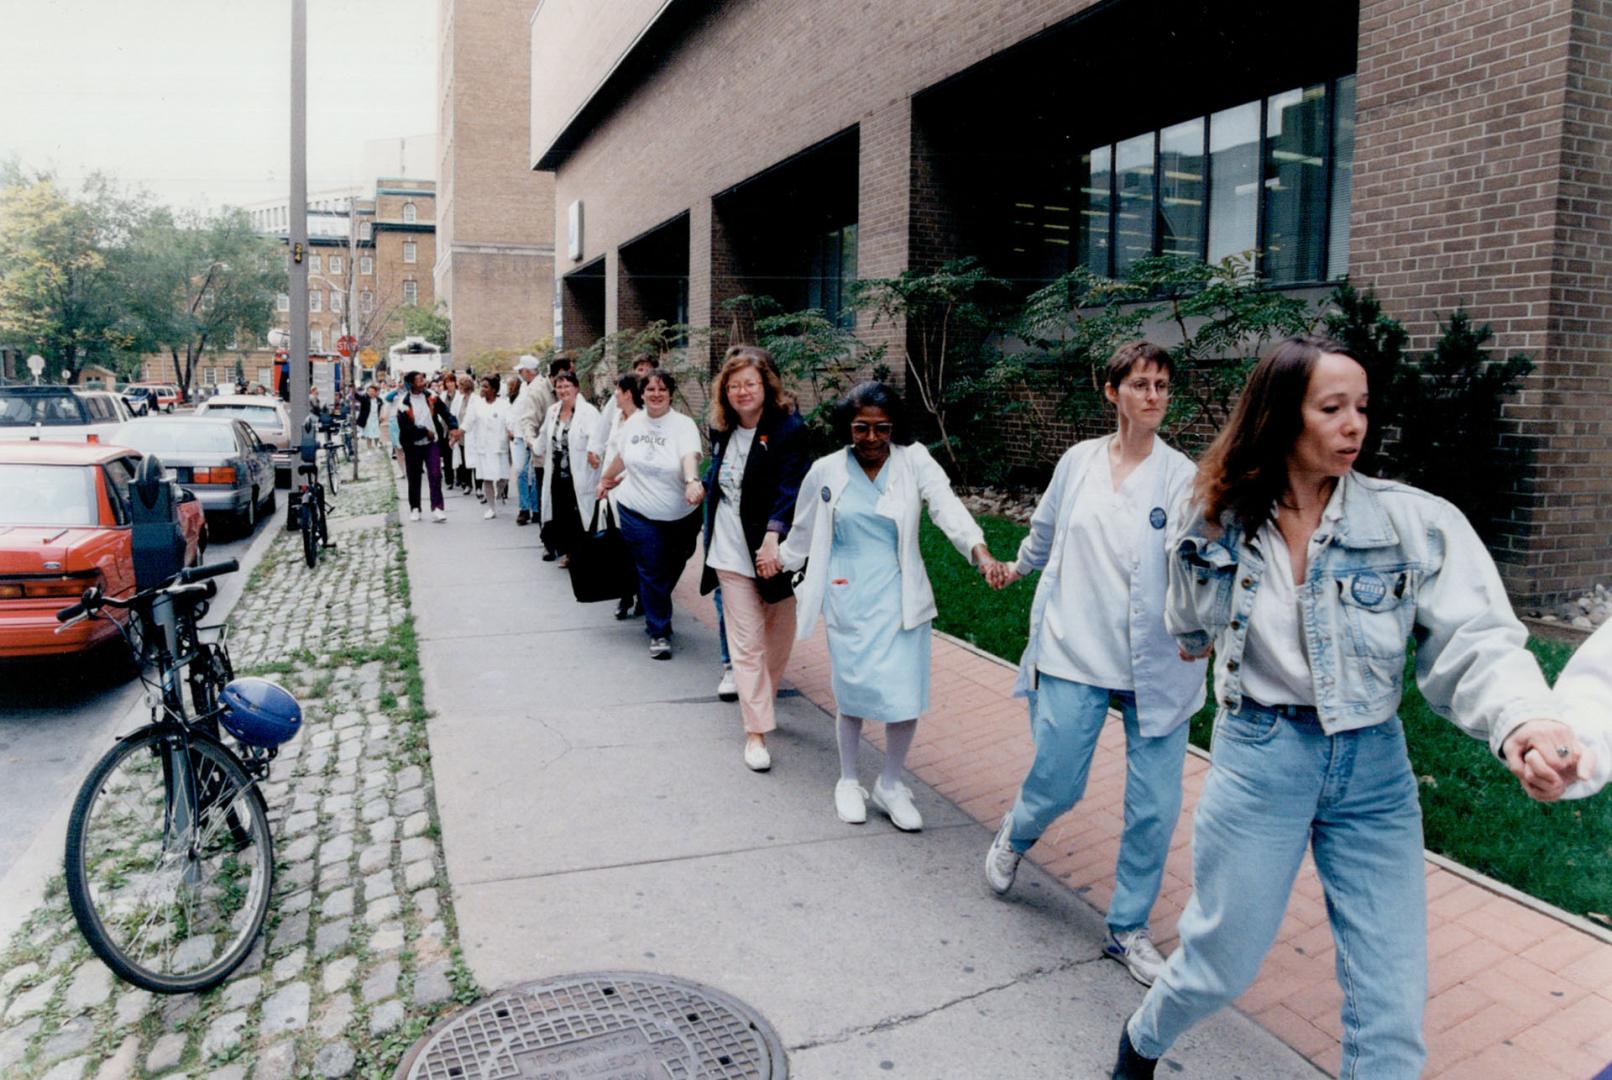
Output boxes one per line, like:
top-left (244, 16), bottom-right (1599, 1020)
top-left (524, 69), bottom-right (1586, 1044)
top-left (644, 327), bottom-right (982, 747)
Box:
top-left (984, 815), bottom-right (1023, 895)
top-left (648, 637), bottom-right (672, 660)
top-left (870, 778), bottom-right (923, 831)
top-left (1105, 928), bottom-right (1169, 987)
top-left (834, 779), bottom-right (868, 824)
top-left (483, 508), bottom-right (495, 520)
top-left (744, 738), bottom-right (771, 772)
top-left (717, 666), bottom-right (737, 701)
top-left (409, 508), bottom-right (422, 522)
top-left (432, 508), bottom-right (447, 523)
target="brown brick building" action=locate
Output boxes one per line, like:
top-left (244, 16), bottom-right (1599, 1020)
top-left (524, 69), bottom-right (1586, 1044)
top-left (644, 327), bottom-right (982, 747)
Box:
top-left (434, 0), bottom-right (556, 362)
top-left (529, 0), bottom-right (1612, 607)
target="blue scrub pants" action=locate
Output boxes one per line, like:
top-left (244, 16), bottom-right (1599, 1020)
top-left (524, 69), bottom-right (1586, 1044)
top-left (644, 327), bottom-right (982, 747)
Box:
top-left (617, 504), bottom-right (700, 640)
top-left (512, 437), bottom-right (539, 515)
top-left (1128, 703), bottom-right (1427, 1079)
top-left (1006, 674), bottom-right (1188, 935)
top-left (714, 587), bottom-right (730, 666)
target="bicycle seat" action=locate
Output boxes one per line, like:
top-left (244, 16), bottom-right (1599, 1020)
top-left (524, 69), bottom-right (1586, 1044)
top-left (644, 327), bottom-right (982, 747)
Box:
top-left (297, 462), bottom-right (319, 477)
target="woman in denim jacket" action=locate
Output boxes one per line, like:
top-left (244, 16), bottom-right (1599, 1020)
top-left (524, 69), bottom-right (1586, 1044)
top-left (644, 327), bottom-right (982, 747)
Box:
top-left (1114, 336), bottom-right (1593, 1080)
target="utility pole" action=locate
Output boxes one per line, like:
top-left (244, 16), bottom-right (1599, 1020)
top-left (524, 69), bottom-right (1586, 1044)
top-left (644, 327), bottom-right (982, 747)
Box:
top-left (288, 0), bottom-right (310, 447)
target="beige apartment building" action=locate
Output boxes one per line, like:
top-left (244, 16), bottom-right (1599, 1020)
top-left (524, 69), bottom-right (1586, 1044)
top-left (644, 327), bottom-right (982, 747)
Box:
top-left (434, 0), bottom-right (556, 362)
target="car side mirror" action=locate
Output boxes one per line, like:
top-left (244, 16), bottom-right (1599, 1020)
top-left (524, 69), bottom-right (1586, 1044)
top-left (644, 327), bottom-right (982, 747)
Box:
top-left (176, 486), bottom-right (197, 504)
top-left (134, 454), bottom-right (165, 509)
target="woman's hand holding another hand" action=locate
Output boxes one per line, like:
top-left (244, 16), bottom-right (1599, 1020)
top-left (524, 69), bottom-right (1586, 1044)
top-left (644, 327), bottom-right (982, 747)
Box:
top-left (1503, 719), bottom-right (1593, 802)
top-left (755, 533), bottom-right (782, 579)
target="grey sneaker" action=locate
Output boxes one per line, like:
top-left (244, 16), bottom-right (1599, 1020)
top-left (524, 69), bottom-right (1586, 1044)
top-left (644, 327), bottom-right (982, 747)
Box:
top-left (984, 816), bottom-right (1022, 895)
top-left (716, 665), bottom-right (737, 701)
top-left (648, 637), bottom-right (672, 660)
top-left (1105, 928), bottom-right (1169, 987)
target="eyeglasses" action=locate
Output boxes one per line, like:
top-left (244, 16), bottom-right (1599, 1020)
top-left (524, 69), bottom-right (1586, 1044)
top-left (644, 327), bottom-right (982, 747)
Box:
top-left (850, 422), bottom-right (894, 436)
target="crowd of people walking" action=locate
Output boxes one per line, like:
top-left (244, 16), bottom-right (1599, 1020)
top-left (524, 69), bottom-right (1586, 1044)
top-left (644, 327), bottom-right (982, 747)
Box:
top-left (363, 335), bottom-right (1607, 1080)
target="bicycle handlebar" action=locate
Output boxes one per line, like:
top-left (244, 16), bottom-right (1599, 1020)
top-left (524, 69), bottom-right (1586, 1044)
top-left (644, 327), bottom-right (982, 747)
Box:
top-left (55, 587), bottom-right (100, 623)
top-left (180, 559), bottom-right (238, 584)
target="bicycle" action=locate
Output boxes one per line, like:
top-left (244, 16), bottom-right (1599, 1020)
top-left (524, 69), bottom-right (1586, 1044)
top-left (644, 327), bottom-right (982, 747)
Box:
top-left (297, 418), bottom-right (338, 568)
top-left (55, 558), bottom-right (300, 993)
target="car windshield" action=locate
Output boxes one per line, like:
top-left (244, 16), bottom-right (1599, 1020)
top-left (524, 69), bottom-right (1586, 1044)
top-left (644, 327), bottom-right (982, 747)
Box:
top-left (0, 393), bottom-right (84, 426)
top-left (110, 421), bottom-right (237, 454)
top-left (204, 404), bottom-right (281, 427)
top-left (0, 464), bottom-right (99, 525)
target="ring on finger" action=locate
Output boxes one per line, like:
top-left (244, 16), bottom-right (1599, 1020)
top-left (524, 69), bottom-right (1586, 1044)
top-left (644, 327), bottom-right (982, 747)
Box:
top-left (1555, 745), bottom-right (1571, 758)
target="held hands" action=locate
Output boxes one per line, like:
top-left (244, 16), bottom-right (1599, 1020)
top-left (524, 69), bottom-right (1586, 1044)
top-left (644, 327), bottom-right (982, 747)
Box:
top-left (596, 474), bottom-right (622, 501)
top-left (973, 546), bottom-right (1017, 590)
top-left (1502, 720), bottom-right (1594, 802)
top-left (683, 479), bottom-right (704, 506)
top-left (587, 451), bottom-right (600, 469)
top-left (755, 533), bottom-right (782, 579)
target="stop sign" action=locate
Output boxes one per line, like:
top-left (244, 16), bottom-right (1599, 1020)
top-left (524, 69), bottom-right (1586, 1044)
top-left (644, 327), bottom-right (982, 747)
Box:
top-left (336, 335), bottom-right (357, 357)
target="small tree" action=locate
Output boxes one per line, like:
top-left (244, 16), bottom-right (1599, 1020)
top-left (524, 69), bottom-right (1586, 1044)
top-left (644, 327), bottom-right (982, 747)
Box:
top-left (851, 258), bottom-right (1012, 480)
top-left (396, 303), bottom-right (450, 353)
top-left (1389, 309), bottom-right (1533, 541)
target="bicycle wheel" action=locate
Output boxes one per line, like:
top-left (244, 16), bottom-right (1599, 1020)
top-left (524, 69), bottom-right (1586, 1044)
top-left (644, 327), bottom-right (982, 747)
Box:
top-left (325, 450), bottom-right (340, 497)
top-left (300, 498), bottom-right (317, 568)
top-left (315, 490), bottom-right (330, 548)
top-left (64, 728), bottom-right (274, 994)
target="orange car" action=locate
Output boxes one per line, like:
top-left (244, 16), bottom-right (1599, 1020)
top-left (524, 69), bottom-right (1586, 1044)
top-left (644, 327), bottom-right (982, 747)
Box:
top-left (0, 442), bottom-right (206, 661)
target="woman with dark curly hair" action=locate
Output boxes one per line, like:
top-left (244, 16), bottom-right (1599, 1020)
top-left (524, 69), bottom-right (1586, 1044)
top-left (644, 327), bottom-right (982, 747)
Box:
top-left (779, 382), bottom-right (1006, 830)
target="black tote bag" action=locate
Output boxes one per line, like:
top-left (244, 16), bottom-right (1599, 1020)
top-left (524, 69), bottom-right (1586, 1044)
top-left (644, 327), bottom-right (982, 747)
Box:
top-left (568, 500), bottom-right (635, 603)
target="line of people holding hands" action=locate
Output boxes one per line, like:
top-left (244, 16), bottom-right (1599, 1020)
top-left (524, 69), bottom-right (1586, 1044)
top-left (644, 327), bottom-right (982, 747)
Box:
top-left (490, 335), bottom-right (1610, 1079)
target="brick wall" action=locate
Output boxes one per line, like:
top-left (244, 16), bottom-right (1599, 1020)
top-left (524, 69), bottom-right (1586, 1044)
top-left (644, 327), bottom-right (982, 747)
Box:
top-left (1350, 0), bottom-right (1612, 604)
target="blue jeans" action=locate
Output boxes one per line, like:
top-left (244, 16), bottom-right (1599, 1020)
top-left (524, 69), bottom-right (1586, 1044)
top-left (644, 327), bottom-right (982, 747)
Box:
top-left (617, 504), bottom-right (700, 640)
top-left (512, 438), bottom-right (538, 514)
top-left (1006, 675), bottom-right (1187, 935)
top-left (714, 587), bottom-right (730, 665)
top-left (1129, 703), bottom-right (1427, 1079)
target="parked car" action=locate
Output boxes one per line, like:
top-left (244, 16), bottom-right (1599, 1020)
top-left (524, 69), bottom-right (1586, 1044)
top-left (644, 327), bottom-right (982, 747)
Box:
top-left (194, 394), bottom-right (295, 486)
top-left (0, 386), bottom-right (133, 445)
top-left (108, 416), bottom-right (276, 533)
top-left (0, 441), bottom-right (206, 664)
top-left (120, 386), bottom-right (154, 416)
top-left (126, 382), bottom-right (181, 412)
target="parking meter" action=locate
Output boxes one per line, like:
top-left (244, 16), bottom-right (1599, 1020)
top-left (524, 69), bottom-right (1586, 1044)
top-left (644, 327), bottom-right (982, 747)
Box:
top-left (130, 454), bottom-right (186, 588)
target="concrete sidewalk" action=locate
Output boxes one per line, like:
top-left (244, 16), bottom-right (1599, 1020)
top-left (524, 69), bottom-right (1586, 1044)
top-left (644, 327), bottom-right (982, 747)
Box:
top-left (405, 493), bottom-right (1320, 1079)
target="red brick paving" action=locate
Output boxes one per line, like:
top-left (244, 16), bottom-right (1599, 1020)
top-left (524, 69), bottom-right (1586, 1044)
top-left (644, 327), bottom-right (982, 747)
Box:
top-left (674, 576), bottom-right (1612, 1078)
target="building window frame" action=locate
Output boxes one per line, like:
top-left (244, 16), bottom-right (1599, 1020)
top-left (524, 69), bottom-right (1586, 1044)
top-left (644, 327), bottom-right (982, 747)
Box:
top-left (329, 254), bottom-right (342, 274)
top-left (403, 241), bottom-right (417, 264)
top-left (402, 280), bottom-right (419, 306)
top-left (360, 256), bottom-right (373, 275)
top-left (402, 202), bottom-right (417, 224)
top-left (1072, 73), bottom-right (1353, 286)
top-left (277, 293), bottom-right (290, 312)
top-left (310, 291), bottom-right (322, 313)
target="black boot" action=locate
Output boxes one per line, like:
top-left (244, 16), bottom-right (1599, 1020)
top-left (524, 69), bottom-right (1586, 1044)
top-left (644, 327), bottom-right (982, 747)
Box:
top-left (1112, 1024), bottom-right (1156, 1079)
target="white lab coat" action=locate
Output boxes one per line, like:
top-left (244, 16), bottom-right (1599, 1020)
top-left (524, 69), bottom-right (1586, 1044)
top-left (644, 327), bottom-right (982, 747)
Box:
top-left (780, 442), bottom-right (984, 643)
top-left (461, 394), bottom-right (510, 479)
top-left (1551, 620), bottom-right (1612, 798)
top-left (539, 399), bottom-right (602, 529)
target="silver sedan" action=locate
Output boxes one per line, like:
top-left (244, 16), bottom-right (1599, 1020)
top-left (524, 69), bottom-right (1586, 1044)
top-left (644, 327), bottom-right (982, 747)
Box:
top-left (107, 416), bottom-right (277, 534)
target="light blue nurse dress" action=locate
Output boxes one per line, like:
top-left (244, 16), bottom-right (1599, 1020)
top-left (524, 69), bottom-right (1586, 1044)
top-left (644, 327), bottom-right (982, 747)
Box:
top-left (825, 451), bottom-right (931, 722)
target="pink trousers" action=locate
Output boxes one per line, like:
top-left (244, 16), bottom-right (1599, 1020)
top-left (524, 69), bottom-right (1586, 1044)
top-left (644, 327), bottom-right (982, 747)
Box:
top-left (715, 570), bottom-right (796, 735)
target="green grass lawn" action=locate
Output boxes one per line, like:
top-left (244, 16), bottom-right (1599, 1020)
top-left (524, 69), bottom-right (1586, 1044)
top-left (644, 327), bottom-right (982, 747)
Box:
top-left (921, 513), bottom-right (1612, 921)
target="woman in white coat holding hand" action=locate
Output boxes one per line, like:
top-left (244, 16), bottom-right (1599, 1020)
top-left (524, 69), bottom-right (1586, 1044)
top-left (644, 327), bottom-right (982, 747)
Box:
top-left (983, 342), bottom-right (1206, 988)
top-left (538, 370), bottom-right (601, 566)
top-left (776, 382), bottom-right (1006, 831)
top-left (462, 374), bottom-right (513, 519)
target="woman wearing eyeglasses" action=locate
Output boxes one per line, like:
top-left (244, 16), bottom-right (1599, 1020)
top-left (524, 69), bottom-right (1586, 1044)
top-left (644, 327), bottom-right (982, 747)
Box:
top-left (777, 382), bottom-right (1006, 830)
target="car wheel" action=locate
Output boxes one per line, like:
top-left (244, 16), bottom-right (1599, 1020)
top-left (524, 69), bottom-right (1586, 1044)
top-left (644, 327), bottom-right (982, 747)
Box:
top-left (263, 488), bottom-right (277, 516)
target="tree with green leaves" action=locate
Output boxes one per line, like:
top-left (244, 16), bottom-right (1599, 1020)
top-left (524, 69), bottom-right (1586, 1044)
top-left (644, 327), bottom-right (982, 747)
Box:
top-left (394, 302), bottom-right (451, 354)
top-left (851, 258), bottom-right (1011, 480)
top-left (1323, 280), bottom-right (1409, 472)
top-left (0, 175), bottom-right (141, 382)
top-left (121, 206), bottom-right (284, 398)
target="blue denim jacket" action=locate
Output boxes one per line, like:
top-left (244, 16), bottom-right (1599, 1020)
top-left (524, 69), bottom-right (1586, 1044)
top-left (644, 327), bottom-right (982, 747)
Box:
top-left (1166, 471), bottom-right (1554, 757)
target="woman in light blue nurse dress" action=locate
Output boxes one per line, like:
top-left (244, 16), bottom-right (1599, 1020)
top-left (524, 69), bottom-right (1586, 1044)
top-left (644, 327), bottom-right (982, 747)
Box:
top-left (775, 382), bottom-right (1003, 832)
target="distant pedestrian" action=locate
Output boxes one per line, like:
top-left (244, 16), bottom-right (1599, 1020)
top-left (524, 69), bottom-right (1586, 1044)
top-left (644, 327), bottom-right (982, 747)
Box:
top-left (396, 370), bottom-right (458, 523)
top-left (511, 355), bottom-right (552, 528)
top-left (597, 370), bottom-right (703, 660)
top-left (539, 371), bottom-right (602, 565)
top-left (981, 342), bottom-right (1204, 988)
top-left (602, 372), bottom-right (643, 621)
top-left (463, 375), bottom-right (511, 519)
top-left (704, 347), bottom-right (809, 772)
top-left (1113, 335), bottom-right (1590, 1080)
top-left (358, 384), bottom-right (382, 449)
top-left (779, 382), bottom-right (1005, 830)
top-left (453, 374), bottom-right (476, 494)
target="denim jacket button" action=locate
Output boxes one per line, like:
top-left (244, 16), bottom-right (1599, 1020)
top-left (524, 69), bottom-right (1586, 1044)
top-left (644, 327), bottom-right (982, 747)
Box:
top-left (1226, 659), bottom-right (1240, 672)
top-left (1230, 619), bottom-right (1242, 630)
top-left (1240, 577), bottom-right (1254, 589)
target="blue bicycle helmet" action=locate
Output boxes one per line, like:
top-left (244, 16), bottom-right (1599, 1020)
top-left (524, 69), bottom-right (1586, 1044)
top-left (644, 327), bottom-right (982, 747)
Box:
top-left (218, 678), bottom-right (303, 748)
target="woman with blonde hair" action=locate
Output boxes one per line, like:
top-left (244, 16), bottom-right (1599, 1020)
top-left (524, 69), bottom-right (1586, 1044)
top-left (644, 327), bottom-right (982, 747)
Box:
top-left (700, 346), bottom-right (809, 771)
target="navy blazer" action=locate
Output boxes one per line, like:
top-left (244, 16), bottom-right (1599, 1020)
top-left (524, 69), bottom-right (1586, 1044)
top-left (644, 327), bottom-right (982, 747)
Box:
top-left (700, 407), bottom-right (808, 597)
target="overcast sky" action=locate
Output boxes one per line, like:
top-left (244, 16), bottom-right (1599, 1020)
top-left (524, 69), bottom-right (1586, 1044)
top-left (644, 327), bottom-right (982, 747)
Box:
top-left (0, 0), bottom-right (437, 212)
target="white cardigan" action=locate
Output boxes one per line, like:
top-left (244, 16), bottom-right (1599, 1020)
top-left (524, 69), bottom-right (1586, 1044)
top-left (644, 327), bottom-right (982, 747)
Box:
top-left (780, 443), bottom-right (985, 643)
top-left (538, 399), bottom-right (602, 528)
top-left (1552, 619), bottom-right (1612, 798)
top-left (1011, 436), bottom-right (1205, 735)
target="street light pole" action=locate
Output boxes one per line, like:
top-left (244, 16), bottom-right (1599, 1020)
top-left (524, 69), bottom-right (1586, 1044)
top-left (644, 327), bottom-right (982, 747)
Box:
top-left (288, 0), bottom-right (310, 446)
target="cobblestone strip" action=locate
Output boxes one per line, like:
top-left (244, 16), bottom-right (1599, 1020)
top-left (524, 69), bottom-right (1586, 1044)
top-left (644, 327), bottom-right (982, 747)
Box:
top-left (0, 447), bottom-right (479, 1080)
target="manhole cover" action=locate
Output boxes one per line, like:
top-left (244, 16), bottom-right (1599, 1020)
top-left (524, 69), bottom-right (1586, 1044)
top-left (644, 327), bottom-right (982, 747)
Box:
top-left (399, 971), bottom-right (787, 1079)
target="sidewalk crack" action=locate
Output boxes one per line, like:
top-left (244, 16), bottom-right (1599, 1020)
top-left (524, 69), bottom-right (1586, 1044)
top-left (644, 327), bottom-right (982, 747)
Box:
top-left (786, 956), bottom-right (1099, 1052)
